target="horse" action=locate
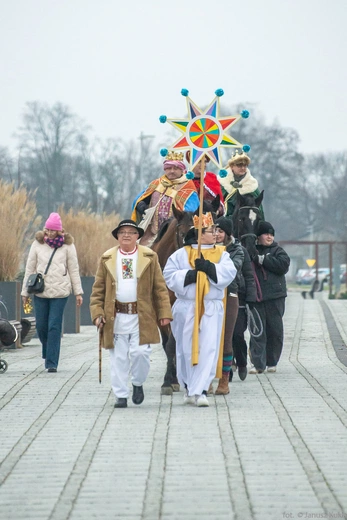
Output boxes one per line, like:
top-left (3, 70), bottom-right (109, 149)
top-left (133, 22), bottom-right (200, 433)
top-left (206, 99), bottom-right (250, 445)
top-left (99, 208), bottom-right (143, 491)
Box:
top-left (152, 196), bottom-right (221, 395)
top-left (232, 191), bottom-right (264, 258)
top-left (151, 206), bottom-right (195, 394)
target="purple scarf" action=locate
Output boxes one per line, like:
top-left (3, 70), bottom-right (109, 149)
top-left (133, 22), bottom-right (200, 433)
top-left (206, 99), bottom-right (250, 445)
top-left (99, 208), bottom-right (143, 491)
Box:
top-left (44, 234), bottom-right (64, 248)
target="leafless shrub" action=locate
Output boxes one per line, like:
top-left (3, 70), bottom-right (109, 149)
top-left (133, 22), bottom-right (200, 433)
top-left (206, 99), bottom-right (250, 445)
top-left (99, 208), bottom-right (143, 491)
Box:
top-left (57, 207), bottom-right (120, 276)
top-left (0, 181), bottom-right (41, 280)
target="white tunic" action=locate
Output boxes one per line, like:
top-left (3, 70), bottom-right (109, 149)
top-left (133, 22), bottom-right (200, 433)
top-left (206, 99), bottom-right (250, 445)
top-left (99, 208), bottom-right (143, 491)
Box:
top-left (163, 245), bottom-right (236, 396)
top-left (114, 249), bottom-right (138, 334)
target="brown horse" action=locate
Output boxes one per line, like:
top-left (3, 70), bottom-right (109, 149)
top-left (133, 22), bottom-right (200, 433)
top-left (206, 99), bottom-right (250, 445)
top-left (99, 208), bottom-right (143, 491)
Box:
top-left (152, 206), bottom-right (195, 394)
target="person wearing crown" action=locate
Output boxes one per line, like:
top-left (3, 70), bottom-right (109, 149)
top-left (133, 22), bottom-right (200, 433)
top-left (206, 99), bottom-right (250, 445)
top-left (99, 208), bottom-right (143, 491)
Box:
top-left (219, 150), bottom-right (265, 219)
top-left (163, 212), bottom-right (236, 407)
top-left (185, 151), bottom-right (225, 216)
top-left (131, 151), bottom-right (199, 246)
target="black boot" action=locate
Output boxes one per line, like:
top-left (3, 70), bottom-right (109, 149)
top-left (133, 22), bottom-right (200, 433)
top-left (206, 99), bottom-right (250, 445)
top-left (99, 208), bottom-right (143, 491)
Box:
top-left (238, 367), bottom-right (248, 381)
top-left (132, 385), bottom-right (144, 405)
top-left (114, 398), bottom-right (127, 408)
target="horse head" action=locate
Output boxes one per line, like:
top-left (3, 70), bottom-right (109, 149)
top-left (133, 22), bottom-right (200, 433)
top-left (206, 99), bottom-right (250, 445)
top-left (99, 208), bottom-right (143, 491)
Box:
top-left (152, 205), bottom-right (194, 269)
top-left (194, 194), bottom-right (220, 222)
top-left (233, 190), bottom-right (264, 256)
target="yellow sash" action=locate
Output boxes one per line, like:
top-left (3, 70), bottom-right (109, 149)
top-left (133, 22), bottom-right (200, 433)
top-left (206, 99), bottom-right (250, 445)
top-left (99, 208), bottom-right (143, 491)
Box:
top-left (185, 246), bottom-right (226, 378)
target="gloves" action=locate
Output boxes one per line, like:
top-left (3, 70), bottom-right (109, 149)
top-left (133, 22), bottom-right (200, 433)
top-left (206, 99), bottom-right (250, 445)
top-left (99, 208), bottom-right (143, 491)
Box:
top-left (137, 201), bottom-right (148, 216)
top-left (251, 253), bottom-right (265, 265)
top-left (195, 255), bottom-right (217, 283)
top-left (251, 253), bottom-right (259, 263)
top-left (184, 270), bottom-right (197, 287)
top-left (246, 302), bottom-right (255, 310)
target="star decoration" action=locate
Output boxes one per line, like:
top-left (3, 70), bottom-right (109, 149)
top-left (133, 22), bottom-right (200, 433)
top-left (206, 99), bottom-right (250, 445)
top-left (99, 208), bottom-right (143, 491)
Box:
top-left (163, 92), bottom-right (245, 169)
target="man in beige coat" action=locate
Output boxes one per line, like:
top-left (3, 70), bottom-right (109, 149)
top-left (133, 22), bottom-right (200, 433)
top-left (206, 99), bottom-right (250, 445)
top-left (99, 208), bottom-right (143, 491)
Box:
top-left (90, 219), bottom-right (172, 408)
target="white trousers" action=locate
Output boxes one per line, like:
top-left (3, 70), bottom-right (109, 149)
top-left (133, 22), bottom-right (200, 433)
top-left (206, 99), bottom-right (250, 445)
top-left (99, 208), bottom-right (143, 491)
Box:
top-left (172, 299), bottom-right (224, 396)
top-left (109, 330), bottom-right (152, 398)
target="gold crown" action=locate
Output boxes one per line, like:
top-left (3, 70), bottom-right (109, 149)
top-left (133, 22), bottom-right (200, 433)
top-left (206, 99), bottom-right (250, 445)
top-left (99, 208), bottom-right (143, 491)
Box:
top-left (165, 150), bottom-right (184, 161)
top-left (193, 212), bottom-right (214, 229)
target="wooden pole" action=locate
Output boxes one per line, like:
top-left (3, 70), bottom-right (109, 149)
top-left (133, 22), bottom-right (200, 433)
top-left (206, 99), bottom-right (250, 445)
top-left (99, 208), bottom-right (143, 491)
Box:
top-left (98, 329), bottom-right (102, 384)
top-left (197, 157), bottom-right (205, 258)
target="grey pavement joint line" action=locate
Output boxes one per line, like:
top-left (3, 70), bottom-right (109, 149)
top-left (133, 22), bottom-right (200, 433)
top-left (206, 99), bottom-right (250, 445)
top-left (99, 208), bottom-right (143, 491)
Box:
top-left (0, 361), bottom-right (94, 485)
top-left (216, 397), bottom-right (253, 520)
top-left (258, 376), bottom-right (343, 515)
top-left (257, 303), bottom-right (344, 515)
top-left (318, 302), bottom-right (347, 373)
top-left (319, 300), bottom-right (347, 368)
top-left (290, 302), bottom-right (347, 428)
top-left (141, 397), bottom-right (172, 520)
top-left (49, 391), bottom-right (114, 520)
top-left (0, 365), bottom-right (45, 411)
top-left (1, 344), bottom-right (97, 411)
top-left (325, 300), bottom-right (347, 350)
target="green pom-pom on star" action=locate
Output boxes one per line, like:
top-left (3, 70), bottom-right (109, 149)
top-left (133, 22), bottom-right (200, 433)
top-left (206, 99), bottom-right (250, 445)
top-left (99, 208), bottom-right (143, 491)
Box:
top-left (181, 88), bottom-right (189, 97)
top-left (242, 144), bottom-right (251, 153)
top-left (215, 89), bottom-right (224, 97)
top-left (186, 171), bottom-right (194, 180)
top-left (160, 148), bottom-right (168, 157)
top-left (159, 115), bottom-right (167, 123)
top-left (219, 169), bottom-right (228, 178)
top-left (241, 110), bottom-right (250, 119)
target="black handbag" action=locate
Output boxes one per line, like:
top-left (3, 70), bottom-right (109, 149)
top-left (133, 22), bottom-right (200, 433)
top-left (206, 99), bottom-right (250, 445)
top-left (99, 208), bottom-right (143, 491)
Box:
top-left (27, 273), bottom-right (45, 294)
top-left (26, 248), bottom-right (58, 295)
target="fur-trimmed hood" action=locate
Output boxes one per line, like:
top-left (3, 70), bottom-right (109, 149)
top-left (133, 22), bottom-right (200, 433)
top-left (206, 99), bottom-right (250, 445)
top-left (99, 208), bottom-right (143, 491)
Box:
top-left (219, 168), bottom-right (259, 195)
top-left (35, 230), bottom-right (74, 245)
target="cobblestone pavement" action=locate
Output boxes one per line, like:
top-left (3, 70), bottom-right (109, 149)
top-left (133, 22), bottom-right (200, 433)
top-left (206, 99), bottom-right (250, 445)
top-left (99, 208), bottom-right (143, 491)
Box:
top-left (1, 292), bottom-right (347, 520)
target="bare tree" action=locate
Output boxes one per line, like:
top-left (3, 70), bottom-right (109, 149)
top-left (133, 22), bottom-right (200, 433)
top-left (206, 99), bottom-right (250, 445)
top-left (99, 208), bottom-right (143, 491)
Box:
top-left (0, 146), bottom-right (15, 184)
top-left (17, 101), bottom-right (90, 214)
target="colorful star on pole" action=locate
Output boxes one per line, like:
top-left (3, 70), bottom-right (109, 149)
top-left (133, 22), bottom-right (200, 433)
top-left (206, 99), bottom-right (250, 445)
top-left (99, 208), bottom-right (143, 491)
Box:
top-left (159, 89), bottom-right (250, 172)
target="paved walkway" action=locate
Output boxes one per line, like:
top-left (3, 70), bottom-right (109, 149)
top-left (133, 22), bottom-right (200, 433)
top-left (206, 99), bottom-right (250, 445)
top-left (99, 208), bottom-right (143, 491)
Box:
top-left (1, 292), bottom-right (347, 520)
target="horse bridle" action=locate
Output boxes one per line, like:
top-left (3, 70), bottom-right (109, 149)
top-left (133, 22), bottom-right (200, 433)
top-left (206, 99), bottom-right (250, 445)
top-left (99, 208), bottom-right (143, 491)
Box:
top-left (237, 205), bottom-right (260, 242)
top-left (175, 222), bottom-right (187, 249)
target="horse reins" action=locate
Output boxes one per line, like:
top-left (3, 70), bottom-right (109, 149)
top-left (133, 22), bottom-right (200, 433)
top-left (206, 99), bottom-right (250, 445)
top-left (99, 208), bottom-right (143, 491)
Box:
top-left (175, 222), bottom-right (186, 249)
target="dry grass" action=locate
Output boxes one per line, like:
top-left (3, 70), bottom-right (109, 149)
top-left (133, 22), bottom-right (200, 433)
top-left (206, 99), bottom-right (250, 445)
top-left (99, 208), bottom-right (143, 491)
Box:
top-left (57, 207), bottom-right (120, 276)
top-left (0, 181), bottom-right (41, 281)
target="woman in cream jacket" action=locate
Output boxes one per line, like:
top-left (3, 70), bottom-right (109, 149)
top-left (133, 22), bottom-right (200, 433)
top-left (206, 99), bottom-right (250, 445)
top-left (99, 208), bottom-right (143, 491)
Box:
top-left (22, 213), bottom-right (83, 372)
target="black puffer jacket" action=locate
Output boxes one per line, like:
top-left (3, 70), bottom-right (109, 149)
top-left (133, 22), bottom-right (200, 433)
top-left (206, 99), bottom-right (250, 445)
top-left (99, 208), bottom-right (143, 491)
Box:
top-left (237, 246), bottom-right (257, 304)
top-left (253, 242), bottom-right (290, 301)
top-left (225, 241), bottom-right (244, 294)
top-left (226, 240), bottom-right (256, 303)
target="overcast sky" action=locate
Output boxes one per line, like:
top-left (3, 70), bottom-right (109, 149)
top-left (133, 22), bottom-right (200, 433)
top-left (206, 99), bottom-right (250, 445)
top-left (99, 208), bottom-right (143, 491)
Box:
top-left (1, 0), bottom-right (346, 155)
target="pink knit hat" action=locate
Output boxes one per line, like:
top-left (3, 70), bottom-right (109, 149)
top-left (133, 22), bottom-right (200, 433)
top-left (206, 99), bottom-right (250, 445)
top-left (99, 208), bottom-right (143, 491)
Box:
top-left (45, 212), bottom-right (63, 231)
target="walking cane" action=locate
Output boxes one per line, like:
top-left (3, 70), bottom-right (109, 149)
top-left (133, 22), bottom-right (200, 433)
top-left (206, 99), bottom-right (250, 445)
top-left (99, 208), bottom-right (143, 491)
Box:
top-left (98, 328), bottom-right (103, 384)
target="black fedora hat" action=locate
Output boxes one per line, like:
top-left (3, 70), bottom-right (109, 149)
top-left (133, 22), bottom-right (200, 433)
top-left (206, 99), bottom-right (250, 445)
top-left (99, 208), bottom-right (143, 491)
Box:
top-left (112, 219), bottom-right (144, 240)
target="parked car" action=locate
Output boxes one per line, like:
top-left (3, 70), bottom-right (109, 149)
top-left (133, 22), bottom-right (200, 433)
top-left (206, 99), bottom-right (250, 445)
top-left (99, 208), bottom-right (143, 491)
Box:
top-left (295, 268), bottom-right (330, 285)
top-left (295, 269), bottom-right (310, 285)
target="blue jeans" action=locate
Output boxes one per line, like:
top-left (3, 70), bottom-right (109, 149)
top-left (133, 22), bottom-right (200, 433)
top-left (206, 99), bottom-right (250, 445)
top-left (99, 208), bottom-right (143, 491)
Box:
top-left (34, 296), bottom-right (68, 369)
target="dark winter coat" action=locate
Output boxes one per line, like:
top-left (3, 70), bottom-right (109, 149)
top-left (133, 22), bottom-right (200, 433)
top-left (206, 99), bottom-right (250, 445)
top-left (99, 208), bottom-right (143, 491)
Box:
top-left (253, 242), bottom-right (290, 301)
top-left (237, 246), bottom-right (257, 304)
top-left (225, 241), bottom-right (244, 294)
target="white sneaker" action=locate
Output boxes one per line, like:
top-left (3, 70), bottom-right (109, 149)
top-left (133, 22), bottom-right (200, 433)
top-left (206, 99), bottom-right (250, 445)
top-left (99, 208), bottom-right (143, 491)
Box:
top-left (249, 367), bottom-right (264, 374)
top-left (267, 366), bottom-right (277, 373)
top-left (183, 391), bottom-right (195, 405)
top-left (195, 394), bottom-right (209, 407)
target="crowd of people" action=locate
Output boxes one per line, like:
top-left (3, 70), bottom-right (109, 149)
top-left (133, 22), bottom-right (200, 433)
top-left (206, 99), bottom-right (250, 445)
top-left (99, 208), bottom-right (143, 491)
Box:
top-left (18, 149), bottom-right (290, 409)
